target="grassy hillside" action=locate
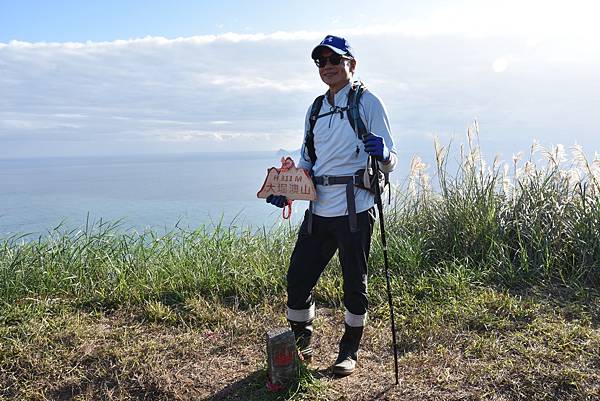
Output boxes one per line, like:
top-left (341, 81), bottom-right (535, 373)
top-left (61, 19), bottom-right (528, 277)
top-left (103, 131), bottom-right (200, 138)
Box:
top-left (2, 127), bottom-right (600, 400)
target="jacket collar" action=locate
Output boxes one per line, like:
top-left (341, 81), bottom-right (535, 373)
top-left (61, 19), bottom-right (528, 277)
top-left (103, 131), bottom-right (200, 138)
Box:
top-left (324, 81), bottom-right (352, 107)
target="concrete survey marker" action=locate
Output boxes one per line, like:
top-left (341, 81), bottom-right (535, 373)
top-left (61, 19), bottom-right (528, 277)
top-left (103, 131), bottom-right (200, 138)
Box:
top-left (257, 157), bottom-right (317, 201)
top-left (265, 327), bottom-right (297, 391)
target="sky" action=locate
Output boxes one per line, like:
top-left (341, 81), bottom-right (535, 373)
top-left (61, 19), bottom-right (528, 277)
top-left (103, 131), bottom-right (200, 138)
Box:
top-left (1, 0), bottom-right (599, 160)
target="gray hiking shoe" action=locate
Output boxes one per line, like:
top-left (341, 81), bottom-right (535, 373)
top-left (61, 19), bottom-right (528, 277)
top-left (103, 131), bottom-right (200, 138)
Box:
top-left (332, 323), bottom-right (363, 376)
top-left (332, 351), bottom-right (357, 376)
top-left (299, 347), bottom-right (313, 364)
top-left (289, 320), bottom-right (314, 364)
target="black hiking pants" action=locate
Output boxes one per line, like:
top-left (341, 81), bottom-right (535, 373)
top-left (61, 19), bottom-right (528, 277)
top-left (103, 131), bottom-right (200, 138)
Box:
top-left (286, 208), bottom-right (375, 326)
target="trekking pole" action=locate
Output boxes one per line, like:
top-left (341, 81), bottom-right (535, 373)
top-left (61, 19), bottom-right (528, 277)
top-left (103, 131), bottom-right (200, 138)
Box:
top-left (371, 156), bottom-right (399, 385)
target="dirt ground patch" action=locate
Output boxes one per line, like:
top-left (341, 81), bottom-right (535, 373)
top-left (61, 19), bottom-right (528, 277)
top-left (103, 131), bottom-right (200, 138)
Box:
top-left (1, 299), bottom-right (599, 401)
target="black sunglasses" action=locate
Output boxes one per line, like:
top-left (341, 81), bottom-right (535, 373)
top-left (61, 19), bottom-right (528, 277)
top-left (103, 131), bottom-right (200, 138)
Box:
top-left (313, 54), bottom-right (351, 68)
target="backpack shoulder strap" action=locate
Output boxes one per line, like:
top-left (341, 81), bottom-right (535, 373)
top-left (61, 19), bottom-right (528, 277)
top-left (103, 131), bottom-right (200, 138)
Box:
top-left (304, 94), bottom-right (324, 165)
top-left (346, 82), bottom-right (368, 141)
top-left (348, 82), bottom-right (392, 200)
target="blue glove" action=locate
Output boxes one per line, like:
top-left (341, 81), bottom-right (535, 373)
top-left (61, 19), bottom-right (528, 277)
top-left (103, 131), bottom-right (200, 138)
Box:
top-left (266, 194), bottom-right (288, 208)
top-left (363, 133), bottom-right (390, 162)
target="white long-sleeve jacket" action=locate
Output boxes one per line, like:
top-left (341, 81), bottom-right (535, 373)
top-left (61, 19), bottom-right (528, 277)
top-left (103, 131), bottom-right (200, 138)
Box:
top-left (298, 82), bottom-right (397, 217)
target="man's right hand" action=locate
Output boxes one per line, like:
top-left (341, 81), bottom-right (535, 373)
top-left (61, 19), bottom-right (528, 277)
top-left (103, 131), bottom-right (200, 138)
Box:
top-left (266, 194), bottom-right (288, 208)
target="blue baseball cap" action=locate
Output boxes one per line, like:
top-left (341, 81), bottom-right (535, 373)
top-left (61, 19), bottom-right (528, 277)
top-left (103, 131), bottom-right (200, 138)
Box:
top-left (311, 35), bottom-right (354, 60)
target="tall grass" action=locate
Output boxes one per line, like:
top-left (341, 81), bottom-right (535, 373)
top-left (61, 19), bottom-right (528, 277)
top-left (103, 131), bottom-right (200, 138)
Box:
top-left (0, 219), bottom-right (296, 307)
top-left (2, 121), bottom-right (599, 309)
top-left (385, 121), bottom-right (600, 291)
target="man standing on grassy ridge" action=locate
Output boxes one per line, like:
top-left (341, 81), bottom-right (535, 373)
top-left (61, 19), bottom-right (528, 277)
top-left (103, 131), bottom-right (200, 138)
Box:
top-left (266, 35), bottom-right (397, 376)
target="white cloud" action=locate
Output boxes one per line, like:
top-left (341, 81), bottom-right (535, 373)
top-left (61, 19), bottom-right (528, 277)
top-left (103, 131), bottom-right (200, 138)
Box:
top-left (2, 1), bottom-right (598, 52)
top-left (137, 128), bottom-right (300, 150)
top-left (0, 114), bottom-right (83, 131)
top-left (206, 75), bottom-right (315, 92)
top-left (492, 58), bottom-right (509, 73)
top-left (1, 15), bottom-right (599, 158)
top-left (0, 31), bottom-right (322, 50)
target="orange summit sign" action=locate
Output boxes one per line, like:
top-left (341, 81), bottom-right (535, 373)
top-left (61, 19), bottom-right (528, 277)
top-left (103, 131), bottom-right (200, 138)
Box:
top-left (257, 157), bottom-right (317, 201)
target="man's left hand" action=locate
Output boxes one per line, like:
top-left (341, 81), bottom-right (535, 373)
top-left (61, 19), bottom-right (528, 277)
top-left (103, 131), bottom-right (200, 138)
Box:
top-left (363, 133), bottom-right (390, 162)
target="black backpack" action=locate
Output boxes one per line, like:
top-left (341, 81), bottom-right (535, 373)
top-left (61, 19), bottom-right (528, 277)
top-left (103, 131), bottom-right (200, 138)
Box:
top-left (303, 81), bottom-right (389, 196)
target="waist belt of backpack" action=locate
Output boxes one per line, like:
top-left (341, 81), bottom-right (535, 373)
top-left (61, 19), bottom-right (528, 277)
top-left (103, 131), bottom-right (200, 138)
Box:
top-left (311, 174), bottom-right (363, 233)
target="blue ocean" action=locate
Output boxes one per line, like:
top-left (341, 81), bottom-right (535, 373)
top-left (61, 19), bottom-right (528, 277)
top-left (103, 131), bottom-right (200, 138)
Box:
top-left (0, 151), bottom-right (318, 239)
top-left (2, 141), bottom-right (558, 239)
